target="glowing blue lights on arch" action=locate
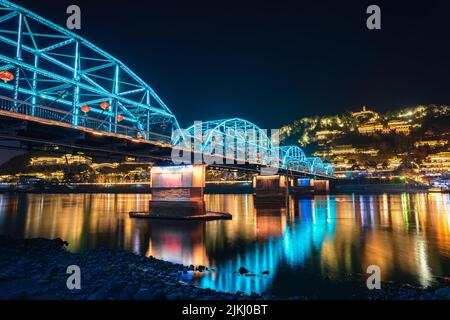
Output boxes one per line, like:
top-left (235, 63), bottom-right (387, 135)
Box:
top-left (0, 0), bottom-right (180, 143)
top-left (173, 118), bottom-right (334, 176)
top-left (175, 118), bottom-right (276, 166)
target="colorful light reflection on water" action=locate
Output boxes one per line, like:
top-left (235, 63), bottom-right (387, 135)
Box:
top-left (0, 193), bottom-right (449, 297)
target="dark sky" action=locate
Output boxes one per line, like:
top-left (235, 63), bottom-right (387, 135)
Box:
top-left (14, 0), bottom-right (450, 128)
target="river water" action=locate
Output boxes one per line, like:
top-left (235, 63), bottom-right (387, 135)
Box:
top-left (0, 193), bottom-right (449, 297)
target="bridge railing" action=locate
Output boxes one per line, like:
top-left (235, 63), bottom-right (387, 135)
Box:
top-left (0, 96), bottom-right (171, 145)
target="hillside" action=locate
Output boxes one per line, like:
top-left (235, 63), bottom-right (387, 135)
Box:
top-left (280, 105), bottom-right (450, 176)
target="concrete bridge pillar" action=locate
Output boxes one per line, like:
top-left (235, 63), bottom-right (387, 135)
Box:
top-left (253, 175), bottom-right (289, 206)
top-left (292, 178), bottom-right (315, 196)
top-left (287, 178), bottom-right (331, 196)
top-left (149, 164), bottom-right (206, 217)
top-left (313, 180), bottom-right (330, 194)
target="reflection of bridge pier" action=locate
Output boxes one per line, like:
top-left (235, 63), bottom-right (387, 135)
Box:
top-left (145, 220), bottom-right (208, 266)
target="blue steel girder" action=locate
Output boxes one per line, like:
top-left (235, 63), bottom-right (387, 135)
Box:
top-left (323, 162), bottom-right (334, 175)
top-left (178, 118), bottom-right (276, 165)
top-left (174, 118), bottom-right (334, 177)
top-left (0, 0), bottom-right (180, 142)
top-left (278, 146), bottom-right (307, 171)
top-left (305, 157), bottom-right (325, 175)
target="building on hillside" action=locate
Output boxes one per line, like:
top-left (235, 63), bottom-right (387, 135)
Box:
top-left (414, 140), bottom-right (448, 148)
top-left (357, 120), bottom-right (385, 135)
top-left (351, 105), bottom-right (379, 120)
top-left (329, 159), bottom-right (354, 172)
top-left (387, 120), bottom-right (410, 134)
top-left (315, 145), bottom-right (379, 157)
top-left (359, 148), bottom-right (379, 156)
top-left (315, 130), bottom-right (343, 141)
top-left (421, 152), bottom-right (450, 173)
top-left (386, 120), bottom-right (421, 135)
top-left (387, 157), bottom-right (403, 170)
top-left (330, 145), bottom-right (357, 155)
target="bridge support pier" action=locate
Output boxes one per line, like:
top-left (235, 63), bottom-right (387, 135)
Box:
top-left (312, 179), bottom-right (330, 194)
top-left (149, 164), bottom-right (206, 217)
top-left (291, 178), bottom-right (315, 196)
top-left (291, 178), bottom-right (330, 196)
top-left (253, 175), bottom-right (289, 207)
top-left (129, 164), bottom-right (231, 220)
top-left (253, 175), bottom-right (330, 201)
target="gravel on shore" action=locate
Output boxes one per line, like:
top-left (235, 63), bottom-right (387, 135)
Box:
top-left (0, 236), bottom-right (449, 300)
top-left (0, 236), bottom-right (262, 300)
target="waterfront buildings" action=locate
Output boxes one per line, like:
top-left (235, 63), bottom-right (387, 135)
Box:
top-left (421, 152), bottom-right (450, 174)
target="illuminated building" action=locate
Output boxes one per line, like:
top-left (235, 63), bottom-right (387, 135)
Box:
top-left (387, 120), bottom-right (413, 135)
top-left (328, 145), bottom-right (356, 155)
top-left (414, 140), bottom-right (448, 148)
top-left (351, 105), bottom-right (379, 120)
top-left (329, 159), bottom-right (354, 171)
top-left (390, 120), bottom-right (421, 135)
top-left (387, 157), bottom-right (403, 170)
top-left (357, 120), bottom-right (385, 135)
top-left (421, 152), bottom-right (450, 173)
top-left (1, 153), bottom-right (152, 184)
top-left (315, 130), bottom-right (343, 141)
top-left (315, 145), bottom-right (379, 157)
top-left (90, 162), bottom-right (120, 170)
top-left (29, 154), bottom-right (92, 166)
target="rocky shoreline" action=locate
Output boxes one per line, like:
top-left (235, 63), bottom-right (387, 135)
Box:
top-left (0, 236), bottom-right (449, 300)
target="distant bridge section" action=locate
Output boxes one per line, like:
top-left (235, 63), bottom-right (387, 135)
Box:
top-left (173, 118), bottom-right (334, 177)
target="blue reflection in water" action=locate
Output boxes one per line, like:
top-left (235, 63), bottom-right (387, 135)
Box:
top-left (198, 197), bottom-right (336, 295)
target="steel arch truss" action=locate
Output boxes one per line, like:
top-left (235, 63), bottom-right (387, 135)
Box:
top-left (177, 118), bottom-right (277, 165)
top-left (277, 146), bottom-right (309, 172)
top-left (304, 157), bottom-right (334, 176)
top-left (323, 162), bottom-right (334, 176)
top-left (0, 0), bottom-right (179, 143)
top-left (174, 118), bottom-right (334, 177)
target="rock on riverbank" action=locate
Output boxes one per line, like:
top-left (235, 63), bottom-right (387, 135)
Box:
top-left (0, 236), bottom-right (260, 300)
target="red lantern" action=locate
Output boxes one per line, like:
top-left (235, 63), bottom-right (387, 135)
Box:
top-left (0, 70), bottom-right (14, 83)
top-left (117, 114), bottom-right (123, 122)
top-left (81, 105), bottom-right (90, 113)
top-left (100, 101), bottom-right (110, 110)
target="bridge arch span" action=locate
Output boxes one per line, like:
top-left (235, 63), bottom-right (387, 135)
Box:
top-left (176, 118), bottom-right (276, 165)
top-left (278, 146), bottom-right (307, 171)
top-left (0, 0), bottom-right (180, 143)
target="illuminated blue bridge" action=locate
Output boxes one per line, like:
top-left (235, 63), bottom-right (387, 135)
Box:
top-left (0, 0), bottom-right (333, 178)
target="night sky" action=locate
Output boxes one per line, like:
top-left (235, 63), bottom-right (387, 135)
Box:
top-left (12, 0), bottom-right (450, 129)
